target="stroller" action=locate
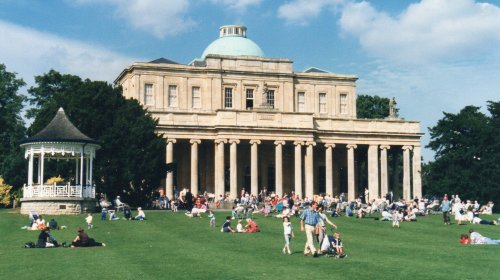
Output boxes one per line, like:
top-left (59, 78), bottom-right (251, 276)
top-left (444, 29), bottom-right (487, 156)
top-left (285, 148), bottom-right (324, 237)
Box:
top-left (320, 229), bottom-right (347, 259)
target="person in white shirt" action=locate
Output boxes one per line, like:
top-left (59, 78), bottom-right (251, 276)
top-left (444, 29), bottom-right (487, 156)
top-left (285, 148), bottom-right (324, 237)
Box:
top-left (469, 229), bottom-right (500, 244)
top-left (85, 213), bottom-right (93, 229)
top-left (236, 220), bottom-right (245, 233)
top-left (282, 216), bottom-right (294, 254)
top-left (134, 207), bottom-right (146, 220)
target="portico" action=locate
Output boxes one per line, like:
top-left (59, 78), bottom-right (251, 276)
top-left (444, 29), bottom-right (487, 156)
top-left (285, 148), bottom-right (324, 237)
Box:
top-left (115, 24), bottom-right (423, 202)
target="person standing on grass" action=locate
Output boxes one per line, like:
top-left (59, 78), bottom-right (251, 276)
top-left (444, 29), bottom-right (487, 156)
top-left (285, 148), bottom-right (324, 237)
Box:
top-left (86, 213), bottom-right (93, 229)
top-left (282, 216), bottom-right (294, 255)
top-left (208, 210), bottom-right (216, 227)
top-left (316, 206), bottom-right (337, 251)
top-left (441, 195), bottom-right (451, 225)
top-left (300, 201), bottom-right (320, 257)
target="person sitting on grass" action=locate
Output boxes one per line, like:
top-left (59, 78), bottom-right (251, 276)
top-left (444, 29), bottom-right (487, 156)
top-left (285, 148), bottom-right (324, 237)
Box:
top-left (124, 206), bottom-right (132, 220)
top-left (71, 227), bottom-right (105, 247)
top-left (245, 218), bottom-right (260, 233)
top-left (134, 207), bottom-right (146, 220)
top-left (36, 227), bottom-right (56, 248)
top-left (236, 220), bottom-right (245, 233)
top-left (221, 216), bottom-right (235, 233)
top-left (108, 210), bottom-right (120, 221)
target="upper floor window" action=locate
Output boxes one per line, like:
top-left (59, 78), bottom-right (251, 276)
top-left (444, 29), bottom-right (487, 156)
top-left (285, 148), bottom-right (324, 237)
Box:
top-left (246, 88), bottom-right (254, 109)
top-left (192, 87), bottom-right (201, 109)
top-left (266, 89), bottom-right (275, 109)
top-left (144, 84), bottom-right (153, 105)
top-left (319, 92), bottom-right (327, 113)
top-left (168, 85), bottom-right (177, 107)
top-left (340, 93), bottom-right (347, 114)
top-left (297, 92), bottom-right (305, 112)
top-left (224, 88), bottom-right (233, 108)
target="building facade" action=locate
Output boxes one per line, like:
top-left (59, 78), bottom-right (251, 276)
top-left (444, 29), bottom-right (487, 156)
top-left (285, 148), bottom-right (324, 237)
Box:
top-left (115, 25), bottom-right (422, 202)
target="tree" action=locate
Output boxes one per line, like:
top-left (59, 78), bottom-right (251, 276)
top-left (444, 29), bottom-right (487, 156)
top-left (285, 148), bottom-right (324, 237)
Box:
top-left (0, 64), bottom-right (27, 188)
top-left (27, 70), bottom-right (166, 206)
top-left (424, 102), bottom-right (500, 206)
top-left (356, 95), bottom-right (397, 119)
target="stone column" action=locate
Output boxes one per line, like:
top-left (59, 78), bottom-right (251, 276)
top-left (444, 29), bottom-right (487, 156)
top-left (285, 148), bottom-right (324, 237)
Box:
top-left (380, 145), bottom-right (390, 198)
top-left (215, 139), bottom-right (227, 197)
top-left (274, 141), bottom-right (285, 197)
top-left (250, 140), bottom-right (260, 196)
top-left (41, 150), bottom-right (45, 186)
top-left (368, 144), bottom-right (379, 202)
top-left (294, 141), bottom-right (303, 199)
top-left (305, 141), bottom-right (316, 199)
top-left (229, 139), bottom-right (240, 199)
top-left (166, 139), bottom-right (176, 199)
top-left (412, 146), bottom-right (422, 199)
top-left (347, 144), bottom-right (357, 201)
top-left (190, 139), bottom-right (201, 196)
top-left (402, 145), bottom-right (413, 200)
top-left (325, 144), bottom-right (335, 196)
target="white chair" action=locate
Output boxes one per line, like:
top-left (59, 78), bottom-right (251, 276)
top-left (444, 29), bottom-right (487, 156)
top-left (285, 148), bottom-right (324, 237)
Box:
top-left (115, 197), bottom-right (125, 211)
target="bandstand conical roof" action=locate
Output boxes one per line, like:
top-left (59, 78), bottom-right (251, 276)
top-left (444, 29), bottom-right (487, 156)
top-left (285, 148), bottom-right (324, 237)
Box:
top-left (21, 108), bottom-right (98, 145)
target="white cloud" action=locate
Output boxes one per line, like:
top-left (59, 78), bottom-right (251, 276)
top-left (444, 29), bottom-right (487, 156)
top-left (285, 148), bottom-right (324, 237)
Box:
top-left (0, 20), bottom-right (135, 85)
top-left (277, 0), bottom-right (344, 25)
top-left (72, 0), bottom-right (195, 38)
top-left (339, 0), bottom-right (500, 64)
top-left (211, 0), bottom-right (263, 13)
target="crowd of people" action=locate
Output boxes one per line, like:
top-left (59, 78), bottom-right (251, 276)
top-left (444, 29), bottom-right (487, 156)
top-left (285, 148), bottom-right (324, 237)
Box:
top-left (23, 188), bottom-right (499, 253)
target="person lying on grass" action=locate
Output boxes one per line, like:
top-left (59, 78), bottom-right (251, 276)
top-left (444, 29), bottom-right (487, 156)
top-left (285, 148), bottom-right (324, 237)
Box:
top-left (469, 229), bottom-right (500, 245)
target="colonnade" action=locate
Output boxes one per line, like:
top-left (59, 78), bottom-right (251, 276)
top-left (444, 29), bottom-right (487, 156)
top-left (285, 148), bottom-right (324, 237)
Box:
top-left (165, 138), bottom-right (422, 202)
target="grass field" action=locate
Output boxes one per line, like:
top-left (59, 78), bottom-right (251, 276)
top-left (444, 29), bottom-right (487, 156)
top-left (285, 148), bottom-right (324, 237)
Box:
top-left (1, 209), bottom-right (499, 280)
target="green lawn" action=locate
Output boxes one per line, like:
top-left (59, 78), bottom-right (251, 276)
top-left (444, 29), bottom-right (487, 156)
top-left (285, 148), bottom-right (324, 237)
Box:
top-left (1, 209), bottom-right (499, 280)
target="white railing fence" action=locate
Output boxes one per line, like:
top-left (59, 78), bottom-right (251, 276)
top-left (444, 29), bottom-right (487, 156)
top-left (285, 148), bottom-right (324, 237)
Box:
top-left (23, 183), bottom-right (95, 199)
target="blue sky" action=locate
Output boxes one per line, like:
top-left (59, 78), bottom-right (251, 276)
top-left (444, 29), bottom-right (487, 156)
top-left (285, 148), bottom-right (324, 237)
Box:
top-left (1, 0), bottom-right (500, 162)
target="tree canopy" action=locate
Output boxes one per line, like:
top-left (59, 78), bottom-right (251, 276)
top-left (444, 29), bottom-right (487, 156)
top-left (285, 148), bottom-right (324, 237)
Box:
top-left (27, 70), bottom-right (166, 206)
top-left (423, 101), bottom-right (500, 205)
top-left (356, 94), bottom-right (397, 119)
top-left (0, 64), bottom-right (27, 188)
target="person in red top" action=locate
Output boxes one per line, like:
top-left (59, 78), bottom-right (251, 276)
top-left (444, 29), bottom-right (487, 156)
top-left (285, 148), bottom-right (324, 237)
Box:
top-left (245, 218), bottom-right (260, 233)
top-left (459, 234), bottom-right (471, 244)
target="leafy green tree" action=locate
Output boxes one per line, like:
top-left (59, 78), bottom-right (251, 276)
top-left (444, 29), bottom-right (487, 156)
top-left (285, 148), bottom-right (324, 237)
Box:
top-left (27, 70), bottom-right (166, 206)
top-left (0, 64), bottom-right (27, 188)
top-left (424, 102), bottom-right (500, 206)
top-left (356, 94), bottom-right (397, 119)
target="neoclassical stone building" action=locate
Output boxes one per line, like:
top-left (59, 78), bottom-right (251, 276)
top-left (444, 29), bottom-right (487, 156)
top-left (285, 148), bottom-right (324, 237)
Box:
top-left (115, 25), bottom-right (422, 202)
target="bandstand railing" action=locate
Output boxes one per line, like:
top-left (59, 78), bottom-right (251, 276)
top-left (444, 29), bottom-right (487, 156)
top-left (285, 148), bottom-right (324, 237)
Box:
top-left (23, 183), bottom-right (95, 199)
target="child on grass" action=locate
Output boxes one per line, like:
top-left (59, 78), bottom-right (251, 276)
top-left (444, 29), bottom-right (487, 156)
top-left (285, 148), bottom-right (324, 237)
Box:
top-left (282, 216), bottom-right (294, 254)
top-left (392, 210), bottom-right (401, 228)
top-left (85, 213), bottom-right (93, 229)
top-left (208, 210), bottom-right (216, 227)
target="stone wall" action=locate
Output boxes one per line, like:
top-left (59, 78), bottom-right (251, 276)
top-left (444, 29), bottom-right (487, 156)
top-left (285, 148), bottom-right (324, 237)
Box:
top-left (20, 198), bottom-right (96, 215)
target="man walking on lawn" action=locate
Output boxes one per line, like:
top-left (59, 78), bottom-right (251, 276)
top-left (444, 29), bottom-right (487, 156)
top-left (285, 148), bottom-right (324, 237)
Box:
top-left (300, 201), bottom-right (320, 257)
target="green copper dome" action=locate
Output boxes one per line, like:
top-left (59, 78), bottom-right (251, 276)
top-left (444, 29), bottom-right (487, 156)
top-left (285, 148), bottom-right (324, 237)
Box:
top-left (201, 25), bottom-right (264, 59)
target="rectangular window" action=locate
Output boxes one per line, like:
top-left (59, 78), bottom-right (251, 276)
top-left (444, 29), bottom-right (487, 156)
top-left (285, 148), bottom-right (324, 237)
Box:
top-left (224, 88), bottom-right (233, 108)
top-left (168, 85), bottom-right (177, 107)
top-left (192, 87), bottom-right (201, 108)
top-left (267, 89), bottom-right (275, 109)
top-left (144, 84), bottom-right (153, 105)
top-left (246, 88), bottom-right (254, 109)
top-left (319, 92), bottom-right (327, 113)
top-left (340, 93), bottom-right (347, 114)
top-left (297, 92), bottom-right (305, 112)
